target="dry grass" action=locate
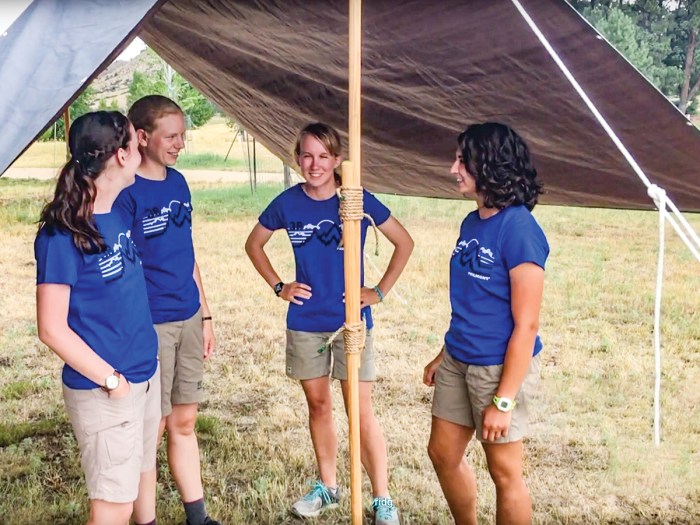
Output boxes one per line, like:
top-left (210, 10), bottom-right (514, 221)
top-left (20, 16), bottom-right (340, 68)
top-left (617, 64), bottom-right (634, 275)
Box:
top-left (10, 116), bottom-right (283, 173)
top-left (1, 178), bottom-right (699, 524)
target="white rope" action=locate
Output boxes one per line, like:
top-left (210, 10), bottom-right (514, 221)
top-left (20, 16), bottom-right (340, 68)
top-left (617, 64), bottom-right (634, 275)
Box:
top-left (510, 0), bottom-right (700, 261)
top-left (511, 0), bottom-right (700, 446)
top-left (363, 250), bottom-right (407, 304)
top-left (649, 185), bottom-right (666, 447)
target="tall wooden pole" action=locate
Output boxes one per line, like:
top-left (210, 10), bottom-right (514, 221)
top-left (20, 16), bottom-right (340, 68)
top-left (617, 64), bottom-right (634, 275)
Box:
top-left (344, 0), bottom-right (363, 523)
top-left (63, 108), bottom-right (71, 160)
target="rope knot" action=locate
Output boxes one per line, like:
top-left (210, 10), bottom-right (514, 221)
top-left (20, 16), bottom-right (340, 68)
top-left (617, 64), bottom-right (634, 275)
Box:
top-left (337, 186), bottom-right (379, 256)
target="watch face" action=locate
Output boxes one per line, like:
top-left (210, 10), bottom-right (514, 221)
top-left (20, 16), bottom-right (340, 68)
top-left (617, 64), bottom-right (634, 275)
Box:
top-left (274, 282), bottom-right (284, 295)
top-left (499, 400), bottom-right (510, 410)
top-left (106, 375), bottom-right (119, 390)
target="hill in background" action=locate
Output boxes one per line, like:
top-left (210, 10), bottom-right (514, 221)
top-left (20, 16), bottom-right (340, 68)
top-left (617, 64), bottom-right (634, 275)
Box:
top-left (90, 49), bottom-right (157, 110)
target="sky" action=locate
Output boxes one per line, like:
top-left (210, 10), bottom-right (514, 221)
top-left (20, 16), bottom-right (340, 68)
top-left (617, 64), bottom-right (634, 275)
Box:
top-left (0, 0), bottom-right (146, 61)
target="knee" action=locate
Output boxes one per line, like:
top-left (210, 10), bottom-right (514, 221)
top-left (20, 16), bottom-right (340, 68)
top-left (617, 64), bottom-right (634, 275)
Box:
top-left (428, 442), bottom-right (451, 471)
top-left (307, 397), bottom-right (332, 420)
top-left (166, 411), bottom-right (197, 437)
top-left (488, 464), bottom-right (523, 491)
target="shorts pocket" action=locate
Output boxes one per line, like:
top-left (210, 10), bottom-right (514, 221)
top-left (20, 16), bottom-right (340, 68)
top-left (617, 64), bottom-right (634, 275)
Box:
top-left (84, 394), bottom-right (135, 466)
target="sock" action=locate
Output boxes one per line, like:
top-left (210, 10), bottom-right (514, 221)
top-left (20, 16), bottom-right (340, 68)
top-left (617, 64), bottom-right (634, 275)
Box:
top-left (183, 498), bottom-right (207, 525)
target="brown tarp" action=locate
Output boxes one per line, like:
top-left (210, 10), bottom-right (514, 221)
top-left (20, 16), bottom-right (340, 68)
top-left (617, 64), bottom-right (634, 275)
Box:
top-left (1, 0), bottom-right (699, 210)
top-left (140, 0), bottom-right (700, 211)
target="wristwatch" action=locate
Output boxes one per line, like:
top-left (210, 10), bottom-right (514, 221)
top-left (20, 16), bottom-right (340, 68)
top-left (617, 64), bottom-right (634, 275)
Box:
top-left (102, 370), bottom-right (121, 392)
top-left (493, 395), bottom-right (516, 412)
top-left (273, 281), bottom-right (284, 296)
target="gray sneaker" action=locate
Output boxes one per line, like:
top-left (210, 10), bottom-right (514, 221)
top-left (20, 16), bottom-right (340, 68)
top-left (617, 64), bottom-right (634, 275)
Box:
top-left (372, 497), bottom-right (400, 525)
top-left (291, 480), bottom-right (340, 518)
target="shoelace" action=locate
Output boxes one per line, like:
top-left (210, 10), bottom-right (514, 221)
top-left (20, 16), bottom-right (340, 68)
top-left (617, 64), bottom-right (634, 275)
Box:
top-left (304, 480), bottom-right (335, 504)
top-left (373, 497), bottom-right (397, 519)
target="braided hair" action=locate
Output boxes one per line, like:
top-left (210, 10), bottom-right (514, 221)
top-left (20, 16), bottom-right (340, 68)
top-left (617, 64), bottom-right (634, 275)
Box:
top-left (38, 111), bottom-right (131, 253)
top-left (458, 122), bottom-right (543, 211)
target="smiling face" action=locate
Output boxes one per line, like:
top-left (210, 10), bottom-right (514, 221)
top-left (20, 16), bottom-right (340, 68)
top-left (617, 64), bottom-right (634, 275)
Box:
top-left (139, 111), bottom-right (186, 167)
top-left (297, 133), bottom-right (341, 193)
top-left (451, 148), bottom-right (477, 198)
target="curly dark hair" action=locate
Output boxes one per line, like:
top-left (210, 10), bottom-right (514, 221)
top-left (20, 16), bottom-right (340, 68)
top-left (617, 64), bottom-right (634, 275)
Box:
top-left (38, 111), bottom-right (131, 253)
top-left (458, 122), bottom-right (543, 211)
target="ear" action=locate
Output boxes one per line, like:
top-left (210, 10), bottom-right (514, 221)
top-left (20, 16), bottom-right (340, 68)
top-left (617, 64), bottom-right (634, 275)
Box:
top-left (136, 129), bottom-right (149, 148)
top-left (334, 155), bottom-right (342, 168)
top-left (115, 148), bottom-right (128, 167)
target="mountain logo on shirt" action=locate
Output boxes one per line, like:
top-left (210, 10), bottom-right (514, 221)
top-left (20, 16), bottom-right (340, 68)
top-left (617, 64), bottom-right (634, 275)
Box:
top-left (142, 200), bottom-right (192, 237)
top-left (288, 220), bottom-right (343, 249)
top-left (452, 238), bottom-right (495, 279)
top-left (98, 230), bottom-right (139, 282)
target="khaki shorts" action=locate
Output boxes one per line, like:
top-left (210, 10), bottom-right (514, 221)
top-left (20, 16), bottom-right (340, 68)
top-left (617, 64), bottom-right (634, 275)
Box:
top-left (432, 350), bottom-right (540, 443)
top-left (156, 307), bottom-right (204, 417)
top-left (63, 367), bottom-right (161, 503)
top-left (286, 329), bottom-right (376, 381)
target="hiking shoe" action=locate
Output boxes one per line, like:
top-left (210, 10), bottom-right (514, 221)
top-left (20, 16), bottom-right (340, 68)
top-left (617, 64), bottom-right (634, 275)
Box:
top-left (186, 517), bottom-right (221, 525)
top-left (291, 480), bottom-right (340, 518)
top-left (372, 497), bottom-right (400, 525)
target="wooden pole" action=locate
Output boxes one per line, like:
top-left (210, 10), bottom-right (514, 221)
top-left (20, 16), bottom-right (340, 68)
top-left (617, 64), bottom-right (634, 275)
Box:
top-left (344, 0), bottom-right (363, 523)
top-left (63, 108), bottom-right (71, 160)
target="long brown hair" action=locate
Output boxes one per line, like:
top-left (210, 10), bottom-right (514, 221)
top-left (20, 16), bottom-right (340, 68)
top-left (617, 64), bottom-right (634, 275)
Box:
top-left (38, 111), bottom-right (131, 253)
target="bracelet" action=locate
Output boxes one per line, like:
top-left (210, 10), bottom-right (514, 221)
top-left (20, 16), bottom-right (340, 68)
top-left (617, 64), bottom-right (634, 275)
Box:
top-left (202, 316), bottom-right (212, 322)
top-left (373, 285), bottom-right (384, 302)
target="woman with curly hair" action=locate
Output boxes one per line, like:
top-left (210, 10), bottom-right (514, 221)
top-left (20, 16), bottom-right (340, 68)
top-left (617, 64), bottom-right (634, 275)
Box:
top-left (423, 122), bottom-right (549, 525)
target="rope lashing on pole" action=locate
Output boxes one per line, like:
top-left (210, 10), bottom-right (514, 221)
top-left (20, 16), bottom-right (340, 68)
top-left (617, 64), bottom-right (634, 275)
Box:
top-left (337, 186), bottom-right (380, 256)
top-left (325, 321), bottom-right (367, 356)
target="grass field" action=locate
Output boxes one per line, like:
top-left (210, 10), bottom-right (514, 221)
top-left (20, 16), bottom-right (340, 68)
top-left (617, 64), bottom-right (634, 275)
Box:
top-left (11, 116), bottom-right (284, 173)
top-left (0, 177), bottom-right (699, 524)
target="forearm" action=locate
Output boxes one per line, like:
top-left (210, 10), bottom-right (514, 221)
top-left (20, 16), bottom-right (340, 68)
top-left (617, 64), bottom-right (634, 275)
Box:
top-left (245, 244), bottom-right (282, 289)
top-left (497, 325), bottom-right (538, 399)
top-left (39, 327), bottom-right (114, 386)
top-left (376, 241), bottom-right (413, 295)
top-left (193, 261), bottom-right (211, 316)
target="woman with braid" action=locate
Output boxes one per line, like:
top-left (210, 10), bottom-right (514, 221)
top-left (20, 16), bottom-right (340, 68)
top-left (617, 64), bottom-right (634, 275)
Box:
top-left (35, 111), bottom-right (161, 525)
top-left (245, 122), bottom-right (413, 524)
top-left (115, 95), bottom-right (219, 525)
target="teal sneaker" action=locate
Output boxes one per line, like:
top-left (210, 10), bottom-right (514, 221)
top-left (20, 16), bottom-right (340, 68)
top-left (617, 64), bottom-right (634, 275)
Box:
top-left (291, 480), bottom-right (340, 518)
top-left (372, 496), bottom-right (400, 525)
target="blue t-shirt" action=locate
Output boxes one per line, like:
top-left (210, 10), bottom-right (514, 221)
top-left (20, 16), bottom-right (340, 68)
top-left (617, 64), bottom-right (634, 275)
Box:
top-left (445, 205), bottom-right (549, 366)
top-left (114, 168), bottom-right (200, 324)
top-left (259, 184), bottom-right (391, 332)
top-left (34, 210), bottom-right (159, 389)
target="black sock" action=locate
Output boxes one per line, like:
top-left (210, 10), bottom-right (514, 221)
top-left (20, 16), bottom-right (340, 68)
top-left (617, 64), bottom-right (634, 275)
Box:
top-left (183, 498), bottom-right (207, 525)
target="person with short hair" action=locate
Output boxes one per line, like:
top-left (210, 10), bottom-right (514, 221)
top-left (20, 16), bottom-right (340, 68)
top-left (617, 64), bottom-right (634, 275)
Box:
top-left (245, 122), bottom-right (413, 524)
top-left (424, 122), bottom-right (549, 525)
top-left (115, 95), bottom-right (219, 525)
top-left (35, 111), bottom-right (161, 525)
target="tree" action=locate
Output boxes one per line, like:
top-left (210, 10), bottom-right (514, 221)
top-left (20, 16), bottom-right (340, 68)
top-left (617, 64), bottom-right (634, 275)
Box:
top-left (39, 86), bottom-right (95, 141)
top-left (127, 49), bottom-right (215, 127)
top-left (671, 0), bottom-right (700, 112)
top-left (575, 0), bottom-right (700, 114)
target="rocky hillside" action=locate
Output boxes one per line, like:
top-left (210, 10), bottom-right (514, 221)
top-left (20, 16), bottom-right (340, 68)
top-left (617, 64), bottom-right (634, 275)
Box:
top-left (90, 49), bottom-right (158, 110)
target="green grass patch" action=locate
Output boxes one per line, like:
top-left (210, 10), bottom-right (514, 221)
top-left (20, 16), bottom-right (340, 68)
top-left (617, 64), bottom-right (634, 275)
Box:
top-left (191, 183), bottom-right (283, 221)
top-left (0, 415), bottom-right (68, 447)
top-left (0, 379), bottom-right (51, 401)
top-left (176, 152), bottom-right (251, 171)
top-left (195, 414), bottom-right (220, 436)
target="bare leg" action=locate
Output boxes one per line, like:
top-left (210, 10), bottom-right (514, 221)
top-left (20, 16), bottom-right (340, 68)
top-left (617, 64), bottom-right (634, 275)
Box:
top-left (340, 380), bottom-right (389, 497)
top-left (300, 376), bottom-right (338, 488)
top-left (88, 500), bottom-right (133, 525)
top-left (166, 403), bottom-right (204, 502)
top-left (482, 441), bottom-right (531, 525)
top-left (427, 416), bottom-right (477, 525)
